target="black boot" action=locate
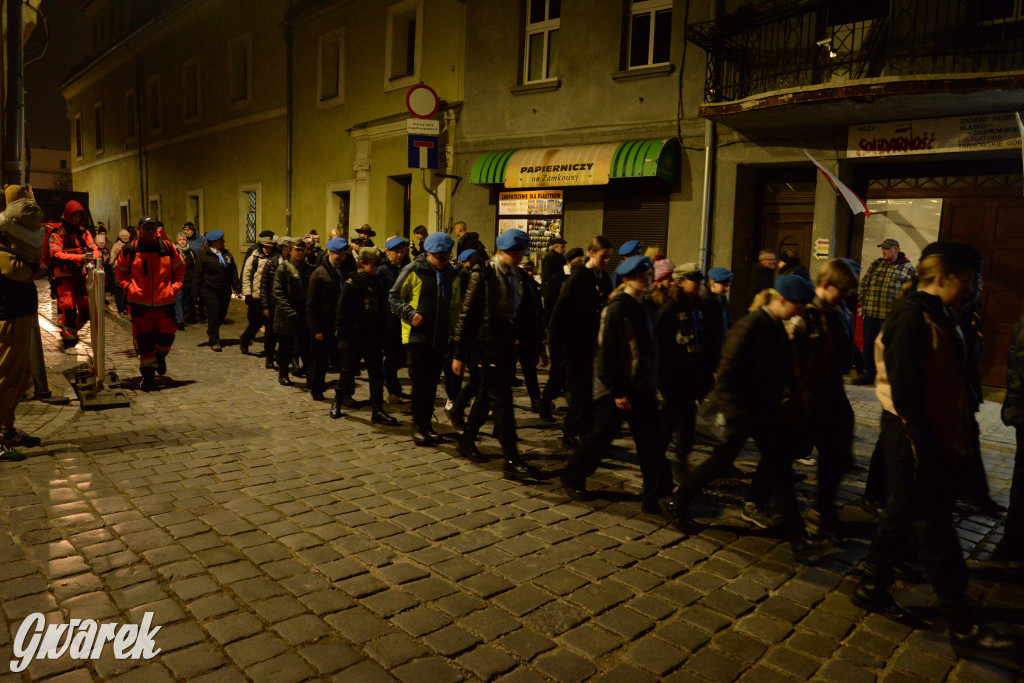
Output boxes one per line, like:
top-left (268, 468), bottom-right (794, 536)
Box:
top-left (330, 401), bottom-right (344, 419)
top-left (412, 426), bottom-right (435, 447)
top-left (371, 405), bottom-right (398, 426)
top-left (278, 375), bottom-right (294, 387)
top-left (140, 367), bottom-right (157, 392)
top-left (852, 566), bottom-right (927, 627)
top-left (950, 623), bottom-right (1020, 654)
top-left (239, 338), bottom-right (250, 355)
top-left (265, 357), bottom-right (276, 370)
top-left (538, 400), bottom-right (555, 423)
top-left (503, 446), bottom-right (543, 481)
top-left (457, 435), bottom-right (488, 463)
top-left (155, 352), bottom-right (167, 376)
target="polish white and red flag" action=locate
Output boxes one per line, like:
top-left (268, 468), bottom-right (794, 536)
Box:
top-left (803, 150), bottom-right (871, 217)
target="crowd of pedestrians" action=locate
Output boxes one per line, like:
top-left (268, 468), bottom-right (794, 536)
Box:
top-left (0, 191), bottom-right (1021, 656)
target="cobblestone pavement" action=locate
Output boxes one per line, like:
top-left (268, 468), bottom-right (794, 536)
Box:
top-left (3, 289), bottom-right (1022, 682)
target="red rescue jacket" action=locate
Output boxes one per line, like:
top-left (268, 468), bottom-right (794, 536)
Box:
top-left (48, 200), bottom-right (101, 279)
top-left (114, 236), bottom-right (186, 307)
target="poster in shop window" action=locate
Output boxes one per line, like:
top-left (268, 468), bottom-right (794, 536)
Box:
top-left (497, 190), bottom-right (563, 257)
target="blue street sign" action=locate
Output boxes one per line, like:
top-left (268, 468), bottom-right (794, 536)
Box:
top-left (408, 134), bottom-right (439, 170)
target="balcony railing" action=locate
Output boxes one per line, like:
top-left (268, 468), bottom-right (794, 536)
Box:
top-left (686, 0), bottom-right (1024, 103)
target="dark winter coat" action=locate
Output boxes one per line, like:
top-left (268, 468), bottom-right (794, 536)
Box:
top-left (713, 307), bottom-right (792, 427)
top-left (1003, 314), bottom-right (1024, 428)
top-left (594, 290), bottom-right (658, 401)
top-left (259, 254), bottom-right (281, 311)
top-left (272, 259), bottom-right (310, 335)
top-left (306, 261), bottom-right (344, 336)
top-left (336, 270), bottom-right (388, 345)
top-left (789, 296), bottom-right (851, 406)
top-left (547, 263), bottom-right (611, 363)
top-left (453, 259), bottom-right (543, 361)
top-left (700, 289), bottom-right (732, 370)
top-left (192, 247), bottom-right (240, 299)
top-left (388, 253), bottom-right (463, 347)
top-left (655, 291), bottom-right (713, 401)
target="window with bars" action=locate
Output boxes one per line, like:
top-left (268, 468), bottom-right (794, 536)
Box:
top-left (524, 0), bottom-right (560, 83)
top-left (627, 0), bottom-right (672, 68)
top-left (245, 191), bottom-right (257, 243)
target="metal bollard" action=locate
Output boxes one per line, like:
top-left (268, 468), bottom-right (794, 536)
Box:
top-left (85, 257), bottom-right (106, 389)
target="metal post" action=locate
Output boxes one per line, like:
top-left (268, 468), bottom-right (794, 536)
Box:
top-left (4, 0), bottom-right (25, 186)
top-left (421, 169), bottom-right (443, 233)
top-left (85, 258), bottom-right (105, 388)
top-left (29, 315), bottom-right (51, 399)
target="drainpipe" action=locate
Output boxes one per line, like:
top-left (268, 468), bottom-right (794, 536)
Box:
top-left (3, 0), bottom-right (25, 185)
top-left (284, 22), bottom-right (293, 236)
top-left (697, 0), bottom-right (719, 271)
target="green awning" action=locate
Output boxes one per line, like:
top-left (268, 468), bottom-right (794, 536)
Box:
top-left (470, 138), bottom-right (679, 187)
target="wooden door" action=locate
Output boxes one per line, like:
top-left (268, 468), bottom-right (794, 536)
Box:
top-left (940, 198), bottom-right (1024, 387)
top-left (761, 193), bottom-right (815, 269)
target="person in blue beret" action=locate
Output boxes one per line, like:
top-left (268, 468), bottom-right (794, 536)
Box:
top-left (663, 272), bottom-right (831, 563)
top-left (305, 237), bottom-right (350, 399)
top-left (191, 229), bottom-right (240, 352)
top-left (561, 255), bottom-right (673, 512)
top-left (609, 239), bottom-right (645, 290)
top-left (457, 249), bottom-right (476, 267)
top-left (700, 266), bottom-right (734, 372)
top-left (450, 229), bottom-right (545, 480)
top-left (379, 237), bottom-right (410, 402)
top-left (389, 231), bottom-right (463, 446)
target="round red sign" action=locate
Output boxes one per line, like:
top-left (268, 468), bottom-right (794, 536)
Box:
top-left (406, 84), bottom-right (439, 119)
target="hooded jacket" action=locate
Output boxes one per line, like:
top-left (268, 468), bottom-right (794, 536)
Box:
top-left (114, 236), bottom-right (186, 307)
top-left (859, 252), bottom-right (915, 319)
top-left (48, 201), bottom-right (101, 279)
top-left (655, 290), bottom-right (712, 401)
top-left (241, 246), bottom-right (274, 299)
top-left (593, 289), bottom-right (658, 401)
top-left (388, 253), bottom-right (463, 347)
top-left (0, 240), bottom-right (42, 320)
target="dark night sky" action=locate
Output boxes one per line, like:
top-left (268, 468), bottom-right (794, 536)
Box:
top-left (24, 0), bottom-right (89, 151)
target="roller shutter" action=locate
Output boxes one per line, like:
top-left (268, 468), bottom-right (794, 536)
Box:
top-left (602, 192), bottom-right (670, 270)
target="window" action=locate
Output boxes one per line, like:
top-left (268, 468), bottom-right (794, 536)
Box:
top-left (119, 201), bottom-right (130, 232)
top-left (524, 0), bottom-right (560, 83)
top-left (318, 30), bottom-right (344, 106)
top-left (93, 102), bottom-right (104, 153)
top-left (74, 114), bottom-right (83, 159)
top-left (148, 195), bottom-right (161, 221)
top-left (239, 183), bottom-right (261, 245)
top-left (146, 75), bottom-right (162, 131)
top-left (124, 88), bottom-right (137, 143)
top-left (229, 34), bottom-right (252, 105)
top-left (183, 56), bottom-right (201, 122)
top-left (978, 0), bottom-right (1024, 23)
top-left (628, 0), bottom-right (671, 68)
top-left (384, 0), bottom-right (422, 90)
top-left (187, 189), bottom-right (204, 232)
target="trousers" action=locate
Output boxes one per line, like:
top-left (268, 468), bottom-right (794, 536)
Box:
top-left (335, 340), bottom-right (385, 406)
top-left (308, 333), bottom-right (338, 396)
top-left (860, 315), bottom-right (884, 380)
top-left (807, 389), bottom-right (855, 520)
top-left (199, 288), bottom-right (231, 343)
top-left (659, 390), bottom-right (698, 465)
top-left (129, 304), bottom-right (177, 369)
top-left (56, 277), bottom-right (89, 344)
top-left (463, 349), bottom-right (518, 452)
top-left (240, 298), bottom-right (265, 345)
top-left (997, 426), bottom-right (1024, 557)
top-left (383, 322), bottom-right (404, 396)
top-left (407, 342), bottom-right (445, 430)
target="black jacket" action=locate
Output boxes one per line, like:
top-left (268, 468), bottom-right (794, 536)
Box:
top-left (789, 296), bottom-right (851, 406)
top-left (260, 254), bottom-right (281, 311)
top-left (700, 289), bottom-right (732, 370)
top-left (547, 263), bottom-right (611, 360)
top-left (337, 270), bottom-right (388, 344)
top-left (192, 247), bottom-right (239, 299)
top-left (453, 260), bottom-right (543, 361)
top-left (541, 250), bottom-right (567, 306)
top-left (594, 290), bottom-right (658, 401)
top-left (714, 308), bottom-right (791, 425)
top-left (1003, 314), bottom-right (1024, 428)
top-left (655, 291), bottom-right (713, 401)
top-left (306, 261), bottom-right (344, 336)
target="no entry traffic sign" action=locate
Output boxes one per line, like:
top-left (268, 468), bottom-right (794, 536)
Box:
top-left (406, 84), bottom-right (439, 119)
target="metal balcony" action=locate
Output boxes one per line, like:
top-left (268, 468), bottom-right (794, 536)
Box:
top-left (686, 0), bottom-right (1024, 104)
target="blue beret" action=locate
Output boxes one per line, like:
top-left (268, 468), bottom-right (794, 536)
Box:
top-left (206, 229), bottom-right (225, 241)
top-left (707, 267), bottom-right (734, 284)
top-left (424, 232), bottom-right (454, 254)
top-left (617, 239), bottom-right (642, 256)
top-left (774, 274), bottom-right (815, 304)
top-left (326, 237), bottom-right (348, 252)
top-left (496, 229), bottom-right (530, 252)
top-left (839, 257), bottom-right (861, 275)
top-left (615, 255), bottom-right (653, 278)
top-left (458, 249), bottom-right (477, 262)
top-left (385, 236), bottom-right (407, 251)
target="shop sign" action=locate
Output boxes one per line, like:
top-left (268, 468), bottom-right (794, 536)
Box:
top-left (505, 143), bottom-right (620, 188)
top-left (497, 190), bottom-right (563, 254)
top-left (848, 113), bottom-right (1020, 158)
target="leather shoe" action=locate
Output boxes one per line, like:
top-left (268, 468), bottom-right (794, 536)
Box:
top-left (955, 497), bottom-right (1007, 519)
top-left (659, 497), bottom-right (697, 534)
top-left (504, 459), bottom-right (543, 482)
top-left (371, 410), bottom-right (398, 426)
top-left (538, 402), bottom-right (555, 423)
top-left (851, 374), bottom-right (874, 386)
top-left (329, 402), bottom-right (344, 419)
top-left (950, 623), bottom-right (1020, 653)
top-left (457, 439), bottom-right (488, 463)
top-left (445, 407), bottom-right (466, 431)
top-left (790, 535), bottom-right (832, 563)
top-left (212, 342), bottom-right (222, 352)
top-left (311, 392), bottom-right (325, 401)
top-left (560, 472), bottom-right (591, 501)
top-left (412, 428), bottom-right (435, 447)
top-left (265, 358), bottom-right (276, 370)
top-left (851, 580), bottom-right (927, 628)
top-left (240, 340), bottom-right (250, 355)
top-left (425, 427), bottom-right (446, 444)
top-left (561, 435), bottom-right (580, 452)
top-left (278, 376), bottom-right (294, 387)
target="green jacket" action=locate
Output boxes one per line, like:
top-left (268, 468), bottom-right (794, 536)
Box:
top-left (272, 259), bottom-right (309, 335)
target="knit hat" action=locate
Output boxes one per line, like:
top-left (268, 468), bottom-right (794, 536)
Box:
top-left (4, 184), bottom-right (31, 205)
top-left (774, 274), bottom-right (815, 304)
top-left (424, 232), bottom-right (454, 254)
top-left (615, 255), bottom-right (653, 278)
top-left (653, 258), bottom-right (676, 283)
top-left (707, 267), bottom-right (734, 284)
top-left (673, 262), bottom-right (702, 282)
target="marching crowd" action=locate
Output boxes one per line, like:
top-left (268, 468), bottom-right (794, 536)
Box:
top-left (0, 192), bottom-right (1022, 656)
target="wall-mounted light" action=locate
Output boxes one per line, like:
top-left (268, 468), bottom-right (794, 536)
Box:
top-left (816, 37), bottom-right (837, 59)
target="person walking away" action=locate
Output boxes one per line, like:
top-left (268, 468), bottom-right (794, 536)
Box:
top-left (0, 191), bottom-right (48, 460)
top-left (330, 248), bottom-right (398, 425)
top-left (662, 274), bottom-right (830, 562)
top-left (786, 259), bottom-right (858, 535)
top-left (191, 230), bottom-right (239, 351)
top-left (517, 256), bottom-right (547, 410)
top-left (379, 237), bottom-right (410, 402)
top-left (560, 256), bottom-right (673, 512)
top-left (852, 242), bottom-right (1018, 654)
top-left (173, 233), bottom-right (197, 329)
top-left (273, 238), bottom-right (310, 385)
top-left (701, 267), bottom-right (734, 371)
top-left (609, 239), bottom-right (644, 290)
top-left (239, 233), bottom-right (277, 355)
top-left (306, 237), bottom-right (348, 400)
top-left (854, 238), bottom-right (915, 385)
top-left (541, 237), bottom-right (568, 329)
top-left (114, 217), bottom-right (186, 391)
top-left (994, 311), bottom-right (1024, 562)
top-left (259, 237), bottom-right (288, 369)
top-left (389, 232), bottom-right (463, 446)
top-left (451, 229), bottom-right (544, 480)
top-left (49, 200), bottom-right (101, 349)
top-left (109, 229), bottom-right (131, 317)
top-left (655, 262), bottom-right (714, 471)
top-left (539, 236), bottom-right (613, 450)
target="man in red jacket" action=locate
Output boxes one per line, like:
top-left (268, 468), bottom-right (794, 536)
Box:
top-left (114, 217), bottom-right (186, 391)
top-left (48, 200), bottom-right (101, 349)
